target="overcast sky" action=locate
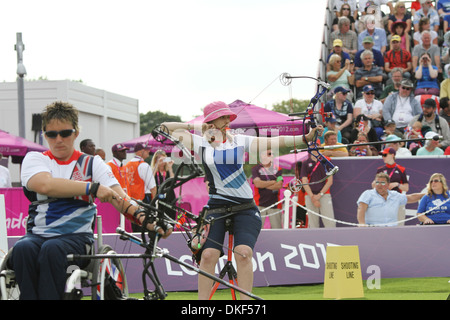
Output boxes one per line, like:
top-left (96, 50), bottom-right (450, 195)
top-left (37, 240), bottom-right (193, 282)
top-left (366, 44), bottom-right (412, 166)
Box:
top-left (1, 0), bottom-right (327, 121)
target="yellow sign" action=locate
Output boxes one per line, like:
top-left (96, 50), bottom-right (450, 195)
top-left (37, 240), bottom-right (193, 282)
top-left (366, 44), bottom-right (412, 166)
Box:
top-left (323, 245), bottom-right (364, 299)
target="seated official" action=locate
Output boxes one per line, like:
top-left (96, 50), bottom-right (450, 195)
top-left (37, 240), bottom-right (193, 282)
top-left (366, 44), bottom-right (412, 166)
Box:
top-left (357, 172), bottom-right (424, 227)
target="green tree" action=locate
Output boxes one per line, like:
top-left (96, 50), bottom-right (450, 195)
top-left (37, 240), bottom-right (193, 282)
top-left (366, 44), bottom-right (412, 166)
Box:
top-left (271, 99), bottom-right (310, 114)
top-left (140, 110), bottom-right (181, 136)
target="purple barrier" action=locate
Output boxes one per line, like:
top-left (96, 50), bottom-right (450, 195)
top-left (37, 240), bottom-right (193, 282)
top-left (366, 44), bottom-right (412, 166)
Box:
top-left (0, 188), bottom-right (29, 236)
top-left (1, 188), bottom-right (124, 236)
top-left (330, 157), bottom-right (450, 227)
top-left (8, 225), bottom-right (450, 293)
top-left (3, 157), bottom-right (449, 235)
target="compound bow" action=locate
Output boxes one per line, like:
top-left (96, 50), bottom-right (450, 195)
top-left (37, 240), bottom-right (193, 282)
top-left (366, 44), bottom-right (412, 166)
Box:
top-left (279, 73), bottom-right (339, 192)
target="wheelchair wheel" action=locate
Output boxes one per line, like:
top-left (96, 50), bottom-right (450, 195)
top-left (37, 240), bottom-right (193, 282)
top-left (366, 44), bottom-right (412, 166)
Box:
top-left (91, 244), bottom-right (128, 300)
top-left (0, 249), bottom-right (20, 300)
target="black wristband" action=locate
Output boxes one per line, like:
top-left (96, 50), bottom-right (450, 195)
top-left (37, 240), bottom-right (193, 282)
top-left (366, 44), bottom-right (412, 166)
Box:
top-left (133, 207), bottom-right (145, 219)
top-left (124, 204), bottom-right (133, 214)
top-left (89, 181), bottom-right (100, 197)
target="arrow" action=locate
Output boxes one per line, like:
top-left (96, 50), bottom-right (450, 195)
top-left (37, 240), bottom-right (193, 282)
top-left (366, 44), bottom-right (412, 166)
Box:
top-left (291, 136), bottom-right (442, 153)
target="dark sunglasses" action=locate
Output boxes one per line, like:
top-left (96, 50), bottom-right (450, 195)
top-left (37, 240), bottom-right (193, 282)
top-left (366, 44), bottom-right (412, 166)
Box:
top-left (431, 179), bottom-right (441, 183)
top-left (44, 129), bottom-right (75, 139)
top-left (401, 86), bottom-right (412, 90)
top-left (365, 91), bottom-right (375, 95)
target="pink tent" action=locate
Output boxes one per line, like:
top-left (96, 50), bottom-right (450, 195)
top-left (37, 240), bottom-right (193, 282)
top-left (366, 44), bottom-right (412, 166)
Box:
top-left (274, 152), bottom-right (308, 170)
top-left (189, 100), bottom-right (304, 136)
top-left (120, 100), bottom-right (305, 153)
top-left (0, 130), bottom-right (48, 162)
top-left (120, 133), bottom-right (176, 153)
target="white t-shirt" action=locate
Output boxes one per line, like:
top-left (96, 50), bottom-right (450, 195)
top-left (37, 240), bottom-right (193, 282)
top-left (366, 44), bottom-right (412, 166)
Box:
top-left (127, 156), bottom-right (156, 193)
top-left (0, 165), bottom-right (12, 188)
top-left (21, 150), bottom-right (118, 237)
top-left (392, 96), bottom-right (415, 128)
top-left (192, 134), bottom-right (255, 200)
top-left (354, 98), bottom-right (383, 117)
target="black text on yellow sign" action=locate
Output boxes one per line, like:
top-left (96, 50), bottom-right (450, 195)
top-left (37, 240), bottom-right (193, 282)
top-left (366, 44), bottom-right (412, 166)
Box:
top-left (323, 245), bottom-right (364, 299)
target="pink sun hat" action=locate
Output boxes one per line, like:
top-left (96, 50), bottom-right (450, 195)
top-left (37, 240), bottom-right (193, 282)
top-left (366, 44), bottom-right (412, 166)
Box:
top-left (202, 101), bottom-right (237, 123)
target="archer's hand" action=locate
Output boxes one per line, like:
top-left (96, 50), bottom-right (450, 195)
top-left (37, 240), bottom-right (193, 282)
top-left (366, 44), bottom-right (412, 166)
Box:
top-left (154, 224), bottom-right (173, 239)
top-left (305, 125), bottom-right (324, 142)
top-left (138, 215), bottom-right (173, 238)
top-left (203, 123), bottom-right (224, 143)
top-left (96, 184), bottom-right (121, 203)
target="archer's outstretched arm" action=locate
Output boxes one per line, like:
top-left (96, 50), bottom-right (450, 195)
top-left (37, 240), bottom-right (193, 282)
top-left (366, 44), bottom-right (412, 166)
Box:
top-left (250, 125), bottom-right (323, 153)
top-left (160, 122), bottom-right (195, 149)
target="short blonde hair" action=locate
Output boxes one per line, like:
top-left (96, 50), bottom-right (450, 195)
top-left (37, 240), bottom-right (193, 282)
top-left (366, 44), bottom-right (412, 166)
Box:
top-left (328, 54), bottom-right (341, 67)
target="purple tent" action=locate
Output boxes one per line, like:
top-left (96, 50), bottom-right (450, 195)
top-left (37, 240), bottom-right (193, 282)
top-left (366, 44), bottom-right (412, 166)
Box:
top-left (189, 100), bottom-right (304, 136)
top-left (274, 152), bottom-right (308, 170)
top-left (120, 100), bottom-right (305, 153)
top-left (120, 133), bottom-right (176, 153)
top-left (0, 130), bottom-right (48, 162)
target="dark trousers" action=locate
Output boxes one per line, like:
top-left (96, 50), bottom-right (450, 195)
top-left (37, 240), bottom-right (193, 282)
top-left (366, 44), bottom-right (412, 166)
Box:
top-left (10, 233), bottom-right (92, 300)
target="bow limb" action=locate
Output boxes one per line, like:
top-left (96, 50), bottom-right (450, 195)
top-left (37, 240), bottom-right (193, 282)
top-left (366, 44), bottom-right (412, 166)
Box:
top-left (283, 78), bottom-right (339, 191)
top-left (302, 84), bottom-right (338, 175)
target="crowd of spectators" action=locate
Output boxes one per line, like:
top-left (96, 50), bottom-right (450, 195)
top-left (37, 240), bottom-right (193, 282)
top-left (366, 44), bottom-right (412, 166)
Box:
top-left (326, 0), bottom-right (450, 156)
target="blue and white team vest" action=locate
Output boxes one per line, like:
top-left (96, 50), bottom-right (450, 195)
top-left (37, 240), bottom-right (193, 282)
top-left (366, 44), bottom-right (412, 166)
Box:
top-left (23, 151), bottom-right (96, 237)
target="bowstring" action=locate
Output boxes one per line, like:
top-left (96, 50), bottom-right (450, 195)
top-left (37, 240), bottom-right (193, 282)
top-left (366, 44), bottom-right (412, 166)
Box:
top-left (284, 79), bottom-right (337, 191)
top-left (287, 81), bottom-right (302, 192)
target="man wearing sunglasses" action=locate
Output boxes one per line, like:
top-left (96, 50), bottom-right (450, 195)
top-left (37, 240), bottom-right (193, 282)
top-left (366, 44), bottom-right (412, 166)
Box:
top-left (374, 147), bottom-right (410, 225)
top-left (9, 101), bottom-right (170, 299)
top-left (384, 35), bottom-right (412, 80)
top-left (382, 79), bottom-right (422, 136)
top-left (357, 172), bottom-right (424, 227)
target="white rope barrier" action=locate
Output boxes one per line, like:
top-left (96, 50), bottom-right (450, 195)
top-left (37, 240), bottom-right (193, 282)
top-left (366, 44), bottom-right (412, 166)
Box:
top-left (257, 191), bottom-right (450, 228)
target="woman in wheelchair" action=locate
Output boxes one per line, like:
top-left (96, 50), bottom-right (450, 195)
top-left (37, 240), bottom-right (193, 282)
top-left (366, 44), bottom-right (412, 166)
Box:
top-left (9, 101), bottom-right (171, 300)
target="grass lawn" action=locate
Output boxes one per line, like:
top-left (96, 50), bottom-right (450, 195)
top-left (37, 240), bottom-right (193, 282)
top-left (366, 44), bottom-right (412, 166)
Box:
top-left (127, 277), bottom-right (450, 300)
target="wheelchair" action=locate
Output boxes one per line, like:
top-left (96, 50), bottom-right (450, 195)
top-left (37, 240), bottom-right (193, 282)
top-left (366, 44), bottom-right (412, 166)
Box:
top-left (0, 216), bottom-right (128, 300)
top-left (0, 249), bottom-right (19, 300)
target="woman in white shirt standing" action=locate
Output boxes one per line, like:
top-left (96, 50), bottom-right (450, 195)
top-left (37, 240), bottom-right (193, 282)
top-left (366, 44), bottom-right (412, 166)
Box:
top-left (162, 101), bottom-right (321, 300)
